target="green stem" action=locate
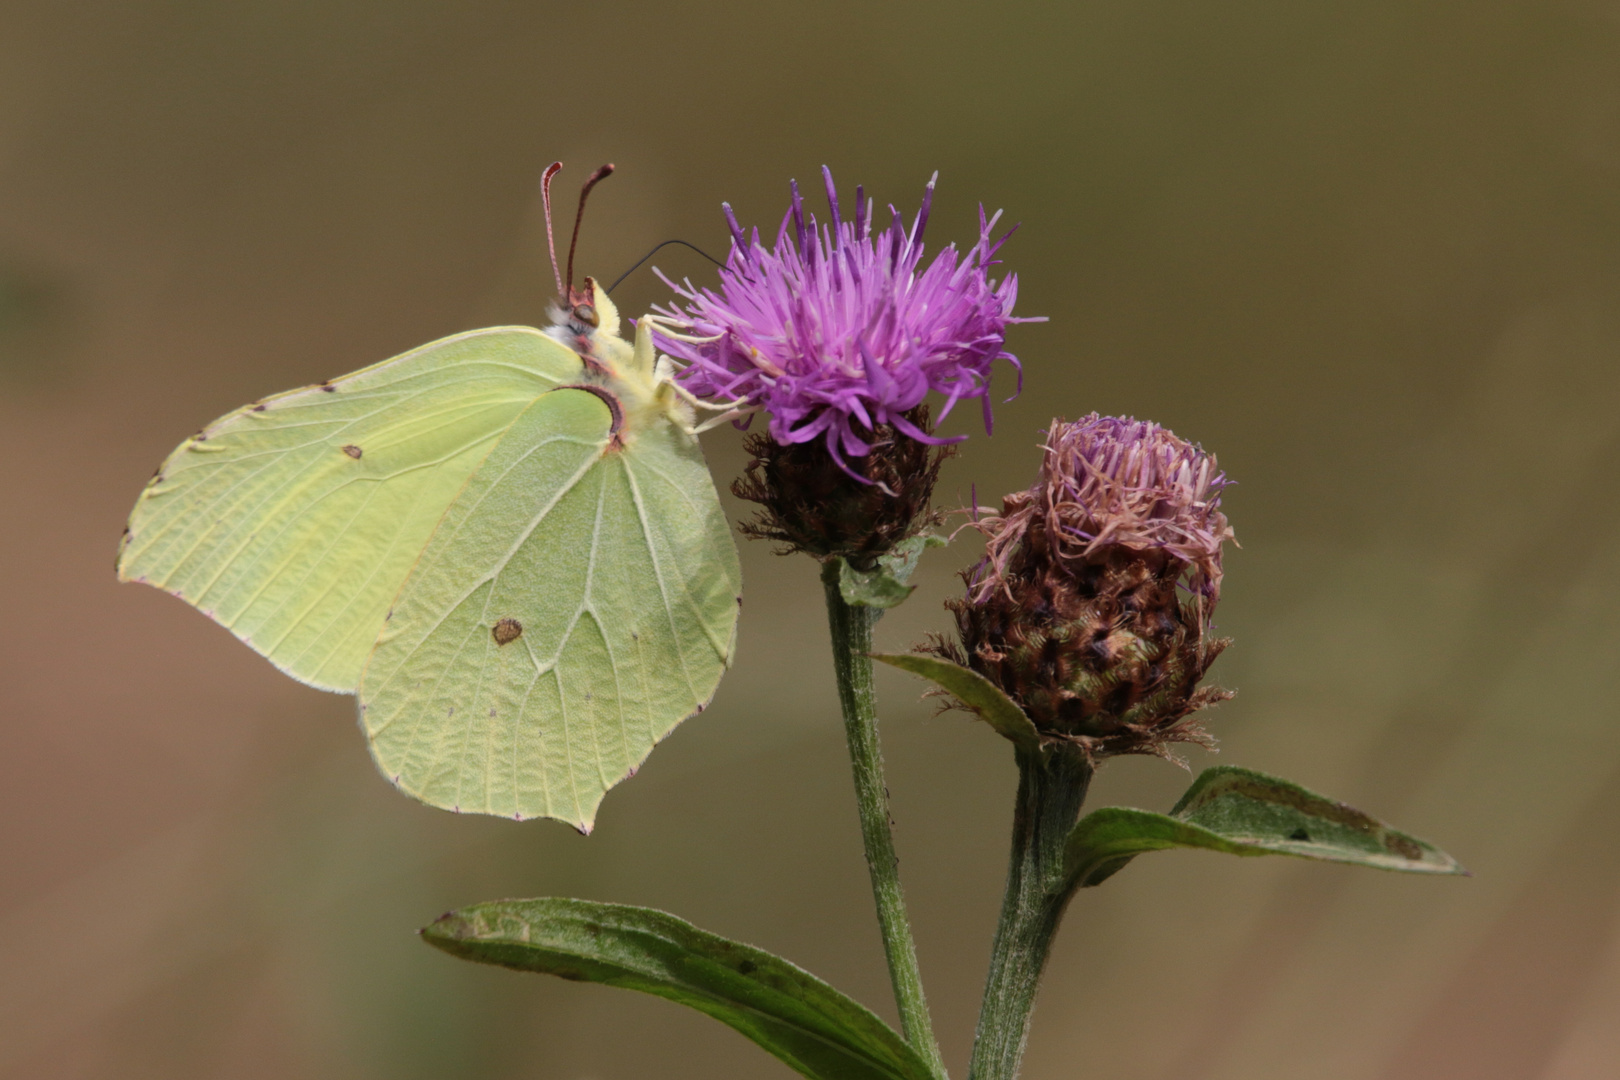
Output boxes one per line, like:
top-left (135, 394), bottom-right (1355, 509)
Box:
top-left (969, 747), bottom-right (1093, 1080)
top-left (821, 564), bottom-right (947, 1079)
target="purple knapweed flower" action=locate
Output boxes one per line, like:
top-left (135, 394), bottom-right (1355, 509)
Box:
top-left (652, 168), bottom-right (1040, 472)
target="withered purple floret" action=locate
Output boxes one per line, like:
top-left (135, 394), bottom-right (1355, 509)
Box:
top-left (972, 415), bottom-right (1233, 603)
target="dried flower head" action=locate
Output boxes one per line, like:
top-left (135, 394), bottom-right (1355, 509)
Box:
top-left (934, 414), bottom-right (1236, 760)
top-left (974, 415), bottom-right (1233, 603)
top-left (652, 167), bottom-right (1038, 473)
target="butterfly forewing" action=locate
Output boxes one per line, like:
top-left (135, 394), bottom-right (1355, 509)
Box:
top-left (116, 328), bottom-right (583, 691)
top-left (359, 388), bottom-right (741, 829)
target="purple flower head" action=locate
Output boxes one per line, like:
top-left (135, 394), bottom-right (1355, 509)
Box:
top-left (652, 168), bottom-right (1041, 474)
top-left (974, 414), bottom-right (1235, 604)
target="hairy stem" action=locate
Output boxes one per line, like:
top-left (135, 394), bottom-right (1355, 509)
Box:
top-left (969, 747), bottom-right (1093, 1080)
top-left (821, 564), bottom-right (947, 1078)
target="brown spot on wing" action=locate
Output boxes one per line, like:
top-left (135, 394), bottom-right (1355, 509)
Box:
top-left (341, 444), bottom-right (362, 459)
top-left (251, 403), bottom-right (267, 412)
top-left (319, 381), bottom-right (336, 392)
top-left (492, 617), bottom-right (523, 645)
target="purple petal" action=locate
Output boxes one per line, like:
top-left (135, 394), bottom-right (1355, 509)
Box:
top-left (723, 203), bottom-right (746, 249)
top-left (822, 165), bottom-right (841, 238)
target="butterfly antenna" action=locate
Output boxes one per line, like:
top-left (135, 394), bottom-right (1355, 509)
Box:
top-left (607, 239), bottom-right (726, 294)
top-left (566, 163), bottom-right (615, 298)
top-left (540, 161), bottom-right (565, 299)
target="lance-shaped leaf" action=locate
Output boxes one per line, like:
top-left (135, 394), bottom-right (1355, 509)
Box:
top-left (1066, 765), bottom-right (1466, 888)
top-left (833, 534), bottom-right (947, 610)
top-left (871, 653), bottom-right (1042, 750)
top-left (422, 898), bottom-right (940, 1080)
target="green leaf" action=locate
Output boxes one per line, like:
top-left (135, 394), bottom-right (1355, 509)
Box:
top-left (422, 898), bottom-right (940, 1080)
top-left (1066, 765), bottom-right (1467, 888)
top-left (833, 534), bottom-right (946, 609)
top-left (871, 653), bottom-right (1042, 751)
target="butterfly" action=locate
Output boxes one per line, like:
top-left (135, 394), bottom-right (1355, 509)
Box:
top-left (116, 163), bottom-right (743, 832)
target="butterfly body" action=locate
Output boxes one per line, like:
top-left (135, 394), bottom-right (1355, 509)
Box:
top-left (118, 279), bottom-right (741, 830)
top-left (544, 280), bottom-right (702, 446)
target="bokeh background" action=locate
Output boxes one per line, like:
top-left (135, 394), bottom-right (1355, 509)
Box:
top-left (3, 2), bottom-right (1619, 1077)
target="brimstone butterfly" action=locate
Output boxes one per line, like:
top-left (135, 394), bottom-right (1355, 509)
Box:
top-left (117, 165), bottom-right (742, 832)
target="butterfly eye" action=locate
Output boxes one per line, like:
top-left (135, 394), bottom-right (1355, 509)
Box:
top-left (572, 303), bottom-right (599, 328)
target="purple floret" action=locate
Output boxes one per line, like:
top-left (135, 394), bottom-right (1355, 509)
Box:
top-left (652, 168), bottom-right (1040, 472)
top-left (974, 414), bottom-right (1236, 603)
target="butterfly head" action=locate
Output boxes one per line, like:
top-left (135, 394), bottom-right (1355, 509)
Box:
top-left (547, 277), bottom-right (626, 363)
top-left (538, 162), bottom-right (719, 438)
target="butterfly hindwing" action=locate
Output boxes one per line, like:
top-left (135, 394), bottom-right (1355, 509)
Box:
top-left (116, 328), bottom-right (583, 692)
top-left (359, 387), bottom-right (741, 830)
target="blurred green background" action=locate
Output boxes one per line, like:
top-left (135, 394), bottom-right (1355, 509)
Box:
top-left (3, 1), bottom-right (1618, 1077)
